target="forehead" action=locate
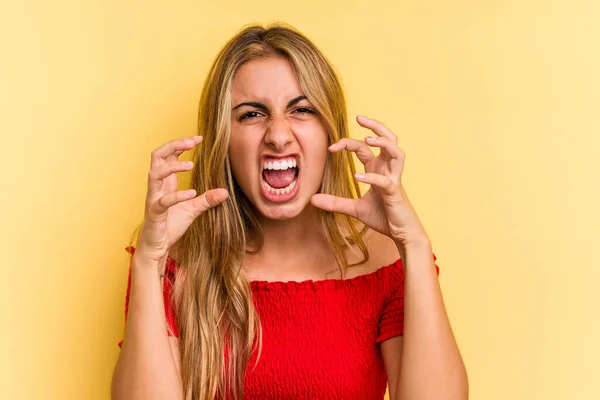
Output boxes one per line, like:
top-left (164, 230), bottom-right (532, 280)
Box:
top-left (232, 56), bottom-right (303, 103)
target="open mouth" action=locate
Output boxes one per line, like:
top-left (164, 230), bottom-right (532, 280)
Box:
top-left (260, 156), bottom-right (300, 201)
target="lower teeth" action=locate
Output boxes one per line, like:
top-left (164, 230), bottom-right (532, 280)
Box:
top-left (264, 179), bottom-right (296, 195)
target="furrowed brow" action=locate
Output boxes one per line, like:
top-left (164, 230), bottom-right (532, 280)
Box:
top-left (232, 95), bottom-right (308, 112)
top-left (232, 101), bottom-right (268, 112)
top-left (286, 95), bottom-right (308, 108)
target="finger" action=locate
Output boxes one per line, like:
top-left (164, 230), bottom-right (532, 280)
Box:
top-left (328, 138), bottom-right (375, 165)
top-left (151, 136), bottom-right (203, 168)
top-left (311, 193), bottom-right (359, 218)
top-left (154, 189), bottom-right (198, 213)
top-left (148, 160), bottom-right (194, 192)
top-left (354, 173), bottom-right (398, 195)
top-left (364, 136), bottom-right (405, 160)
top-left (189, 188), bottom-right (230, 216)
top-left (356, 116), bottom-right (398, 143)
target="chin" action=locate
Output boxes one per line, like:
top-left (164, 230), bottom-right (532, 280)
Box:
top-left (255, 196), bottom-right (310, 221)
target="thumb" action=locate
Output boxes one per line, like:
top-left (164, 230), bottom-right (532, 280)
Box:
top-left (191, 188), bottom-right (230, 216)
top-left (311, 194), bottom-right (358, 218)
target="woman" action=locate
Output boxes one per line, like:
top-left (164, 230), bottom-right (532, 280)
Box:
top-left (111, 23), bottom-right (468, 400)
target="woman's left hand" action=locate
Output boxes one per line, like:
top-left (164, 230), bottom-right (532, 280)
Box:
top-left (311, 115), bottom-right (430, 247)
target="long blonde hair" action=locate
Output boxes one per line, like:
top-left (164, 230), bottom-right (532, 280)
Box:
top-left (150, 23), bottom-right (369, 399)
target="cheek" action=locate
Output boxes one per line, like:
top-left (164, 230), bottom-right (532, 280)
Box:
top-left (297, 122), bottom-right (329, 162)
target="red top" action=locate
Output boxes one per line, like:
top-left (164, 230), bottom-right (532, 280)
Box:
top-left (118, 246), bottom-right (439, 399)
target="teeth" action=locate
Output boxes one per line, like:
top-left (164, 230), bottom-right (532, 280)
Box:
top-left (262, 158), bottom-right (297, 171)
top-left (263, 178), bottom-right (297, 195)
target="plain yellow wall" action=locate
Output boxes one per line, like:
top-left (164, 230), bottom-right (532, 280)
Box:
top-left (1, 1), bottom-right (599, 399)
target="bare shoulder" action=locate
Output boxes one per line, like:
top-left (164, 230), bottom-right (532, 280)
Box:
top-left (341, 227), bottom-right (400, 277)
top-left (363, 229), bottom-right (401, 270)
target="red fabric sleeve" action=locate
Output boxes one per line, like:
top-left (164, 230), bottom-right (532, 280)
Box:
top-left (375, 253), bottom-right (440, 343)
top-left (117, 246), bottom-right (180, 348)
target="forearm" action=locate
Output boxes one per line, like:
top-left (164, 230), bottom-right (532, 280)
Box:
top-left (111, 255), bottom-right (183, 400)
top-left (395, 241), bottom-right (468, 400)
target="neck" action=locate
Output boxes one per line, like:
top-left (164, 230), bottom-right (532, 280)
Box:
top-left (249, 205), bottom-right (327, 259)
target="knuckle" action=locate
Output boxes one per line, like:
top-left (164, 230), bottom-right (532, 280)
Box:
top-left (204, 192), bottom-right (216, 208)
top-left (155, 195), bottom-right (166, 210)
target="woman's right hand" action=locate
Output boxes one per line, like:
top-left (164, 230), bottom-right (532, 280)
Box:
top-left (135, 135), bottom-right (229, 264)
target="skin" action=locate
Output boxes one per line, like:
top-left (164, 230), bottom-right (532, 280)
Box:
top-left (228, 55), bottom-right (329, 222)
top-left (228, 56), bottom-right (344, 277)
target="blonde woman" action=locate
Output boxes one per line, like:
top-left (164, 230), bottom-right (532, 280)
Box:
top-left (111, 24), bottom-right (468, 400)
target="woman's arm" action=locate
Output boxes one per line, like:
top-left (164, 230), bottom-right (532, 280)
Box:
top-left (394, 240), bottom-right (468, 400)
top-left (311, 115), bottom-right (469, 398)
top-left (111, 254), bottom-right (184, 400)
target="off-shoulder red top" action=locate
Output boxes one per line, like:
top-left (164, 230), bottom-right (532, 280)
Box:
top-left (118, 246), bottom-right (439, 399)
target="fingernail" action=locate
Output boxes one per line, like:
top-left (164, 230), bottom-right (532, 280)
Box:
top-left (355, 173), bottom-right (366, 179)
top-left (357, 115), bottom-right (368, 121)
top-left (365, 136), bottom-right (376, 142)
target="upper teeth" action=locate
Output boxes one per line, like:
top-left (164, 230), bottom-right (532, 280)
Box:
top-left (263, 158), bottom-right (297, 170)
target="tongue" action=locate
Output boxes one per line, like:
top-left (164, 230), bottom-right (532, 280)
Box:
top-left (263, 169), bottom-right (296, 189)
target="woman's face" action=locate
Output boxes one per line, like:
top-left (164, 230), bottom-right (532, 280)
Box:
top-left (228, 56), bottom-right (329, 221)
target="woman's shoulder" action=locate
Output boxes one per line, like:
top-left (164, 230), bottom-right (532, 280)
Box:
top-left (352, 229), bottom-right (439, 278)
top-left (344, 228), bottom-right (401, 277)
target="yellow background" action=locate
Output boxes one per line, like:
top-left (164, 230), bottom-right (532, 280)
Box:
top-left (1, 1), bottom-right (599, 399)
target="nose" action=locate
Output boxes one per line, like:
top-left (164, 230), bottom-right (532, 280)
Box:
top-left (264, 114), bottom-right (293, 151)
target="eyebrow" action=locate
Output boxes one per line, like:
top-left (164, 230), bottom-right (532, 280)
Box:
top-left (232, 95), bottom-right (308, 112)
